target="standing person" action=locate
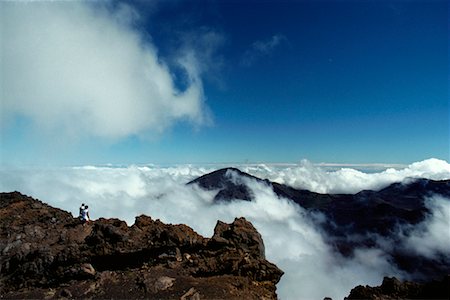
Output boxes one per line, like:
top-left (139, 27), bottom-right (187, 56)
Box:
top-left (81, 205), bottom-right (90, 224)
top-left (79, 203), bottom-right (85, 219)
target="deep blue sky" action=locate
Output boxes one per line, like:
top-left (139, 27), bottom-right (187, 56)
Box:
top-left (1, 0), bottom-right (449, 165)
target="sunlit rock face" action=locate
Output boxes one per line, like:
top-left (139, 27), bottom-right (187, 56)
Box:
top-left (0, 192), bottom-right (283, 299)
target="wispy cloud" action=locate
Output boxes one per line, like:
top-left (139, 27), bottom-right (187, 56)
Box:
top-left (241, 34), bottom-right (287, 66)
top-left (175, 27), bottom-right (227, 90)
top-left (1, 1), bottom-right (211, 140)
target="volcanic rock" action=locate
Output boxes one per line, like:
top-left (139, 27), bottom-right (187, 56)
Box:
top-left (346, 275), bottom-right (450, 299)
top-left (0, 191), bottom-right (283, 299)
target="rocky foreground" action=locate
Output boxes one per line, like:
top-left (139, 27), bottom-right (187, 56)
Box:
top-left (0, 192), bottom-right (283, 299)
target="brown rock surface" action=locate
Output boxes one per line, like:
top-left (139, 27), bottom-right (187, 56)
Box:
top-left (346, 276), bottom-right (450, 300)
top-left (0, 192), bottom-right (283, 299)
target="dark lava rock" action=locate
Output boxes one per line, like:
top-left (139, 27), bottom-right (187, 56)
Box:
top-left (0, 192), bottom-right (283, 299)
top-left (346, 275), bottom-right (450, 300)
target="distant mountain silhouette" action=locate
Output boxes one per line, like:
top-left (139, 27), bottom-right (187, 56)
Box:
top-left (188, 168), bottom-right (266, 201)
top-left (188, 168), bottom-right (450, 227)
top-left (188, 168), bottom-right (450, 280)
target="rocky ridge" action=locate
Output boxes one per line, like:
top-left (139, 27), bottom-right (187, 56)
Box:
top-left (0, 192), bottom-right (283, 299)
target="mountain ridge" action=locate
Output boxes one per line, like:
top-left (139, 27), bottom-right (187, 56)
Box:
top-left (188, 167), bottom-right (450, 281)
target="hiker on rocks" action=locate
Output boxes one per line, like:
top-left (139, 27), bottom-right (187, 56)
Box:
top-left (80, 205), bottom-right (90, 224)
top-left (79, 203), bottom-right (85, 219)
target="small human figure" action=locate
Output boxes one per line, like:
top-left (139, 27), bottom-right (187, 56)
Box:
top-left (79, 203), bottom-right (85, 219)
top-left (81, 205), bottom-right (90, 224)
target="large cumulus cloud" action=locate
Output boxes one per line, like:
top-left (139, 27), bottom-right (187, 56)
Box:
top-left (1, 1), bottom-right (209, 139)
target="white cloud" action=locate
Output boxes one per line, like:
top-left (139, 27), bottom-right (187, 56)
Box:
top-left (176, 28), bottom-right (226, 85)
top-left (239, 158), bottom-right (450, 194)
top-left (400, 196), bottom-right (450, 259)
top-left (241, 34), bottom-right (287, 66)
top-left (253, 34), bottom-right (287, 54)
top-left (1, 158), bottom-right (449, 299)
top-left (1, 1), bottom-right (209, 140)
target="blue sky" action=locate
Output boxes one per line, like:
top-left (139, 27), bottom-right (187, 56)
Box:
top-left (1, 0), bottom-right (448, 166)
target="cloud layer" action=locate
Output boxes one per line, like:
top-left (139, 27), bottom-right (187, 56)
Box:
top-left (1, 2), bottom-right (208, 139)
top-left (239, 158), bottom-right (450, 194)
top-left (1, 158), bottom-right (449, 299)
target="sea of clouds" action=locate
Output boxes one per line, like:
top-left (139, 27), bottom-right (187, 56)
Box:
top-left (1, 158), bottom-right (449, 299)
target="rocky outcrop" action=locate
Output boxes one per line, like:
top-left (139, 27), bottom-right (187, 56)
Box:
top-left (346, 276), bottom-right (450, 300)
top-left (0, 192), bottom-right (283, 299)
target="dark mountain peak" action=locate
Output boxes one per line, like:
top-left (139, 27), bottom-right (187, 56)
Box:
top-left (187, 168), bottom-right (266, 201)
top-left (188, 167), bottom-right (262, 189)
top-left (188, 167), bottom-right (326, 206)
